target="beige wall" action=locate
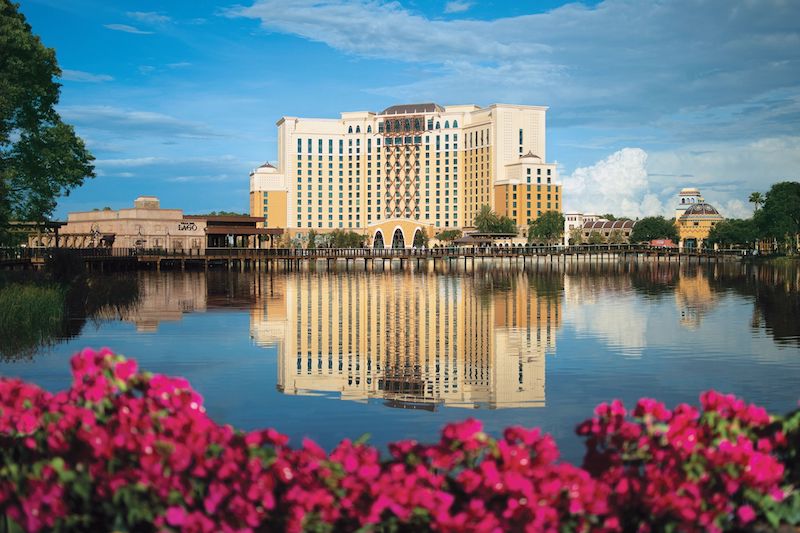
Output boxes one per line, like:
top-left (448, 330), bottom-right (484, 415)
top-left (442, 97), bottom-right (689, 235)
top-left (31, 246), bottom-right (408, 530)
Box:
top-left (36, 201), bottom-right (206, 251)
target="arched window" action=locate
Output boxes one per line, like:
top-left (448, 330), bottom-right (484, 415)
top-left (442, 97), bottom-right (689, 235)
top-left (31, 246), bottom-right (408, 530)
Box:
top-left (367, 125), bottom-right (372, 133)
top-left (436, 122), bottom-right (440, 129)
top-left (444, 120), bottom-right (450, 128)
top-left (453, 120), bottom-right (458, 128)
top-left (404, 119), bottom-right (410, 131)
top-left (681, 198), bottom-right (685, 204)
top-left (356, 125), bottom-right (361, 133)
top-left (385, 121), bottom-right (391, 132)
top-left (394, 120), bottom-right (401, 131)
top-left (348, 126), bottom-right (353, 133)
top-left (414, 118), bottom-right (420, 130)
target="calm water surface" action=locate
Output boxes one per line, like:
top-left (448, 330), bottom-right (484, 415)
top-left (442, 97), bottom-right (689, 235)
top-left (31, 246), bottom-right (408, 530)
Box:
top-left (1, 261), bottom-right (798, 462)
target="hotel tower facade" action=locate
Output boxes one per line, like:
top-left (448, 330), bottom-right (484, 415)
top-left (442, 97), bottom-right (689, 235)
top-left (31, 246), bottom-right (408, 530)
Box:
top-left (250, 103), bottom-right (562, 247)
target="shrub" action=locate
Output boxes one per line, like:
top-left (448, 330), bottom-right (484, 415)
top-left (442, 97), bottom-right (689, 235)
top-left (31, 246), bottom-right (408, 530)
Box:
top-left (0, 349), bottom-right (798, 532)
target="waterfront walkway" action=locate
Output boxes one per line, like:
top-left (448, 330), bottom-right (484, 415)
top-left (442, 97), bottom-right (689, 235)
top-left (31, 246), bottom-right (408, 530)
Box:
top-left (0, 245), bottom-right (744, 272)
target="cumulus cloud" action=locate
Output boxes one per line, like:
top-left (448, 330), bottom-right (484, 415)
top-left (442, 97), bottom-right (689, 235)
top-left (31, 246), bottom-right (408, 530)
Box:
top-left (562, 136), bottom-right (798, 219)
top-left (61, 69), bottom-right (113, 83)
top-left (103, 23), bottom-right (153, 35)
top-left (444, 1), bottom-right (472, 14)
top-left (563, 148), bottom-right (667, 218)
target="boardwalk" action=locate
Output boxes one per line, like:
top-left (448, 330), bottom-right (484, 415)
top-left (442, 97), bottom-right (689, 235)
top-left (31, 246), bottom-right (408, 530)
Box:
top-left (1, 245), bottom-right (745, 272)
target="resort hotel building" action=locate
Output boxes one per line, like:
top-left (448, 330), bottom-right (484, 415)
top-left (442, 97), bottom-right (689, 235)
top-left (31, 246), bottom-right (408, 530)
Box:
top-left (250, 103), bottom-right (562, 247)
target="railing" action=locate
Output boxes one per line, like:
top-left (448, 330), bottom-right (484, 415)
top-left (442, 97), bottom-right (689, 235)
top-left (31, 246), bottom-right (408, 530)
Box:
top-left (1, 245), bottom-right (748, 264)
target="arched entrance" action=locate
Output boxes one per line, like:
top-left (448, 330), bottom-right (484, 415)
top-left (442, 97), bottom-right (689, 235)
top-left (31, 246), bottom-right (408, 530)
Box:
top-left (373, 230), bottom-right (385, 249)
top-left (412, 228), bottom-right (425, 248)
top-left (391, 228), bottom-right (405, 249)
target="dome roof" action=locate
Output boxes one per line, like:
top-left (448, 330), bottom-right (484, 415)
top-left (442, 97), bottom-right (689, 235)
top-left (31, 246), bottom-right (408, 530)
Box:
top-left (682, 203), bottom-right (720, 216)
top-left (679, 187), bottom-right (701, 195)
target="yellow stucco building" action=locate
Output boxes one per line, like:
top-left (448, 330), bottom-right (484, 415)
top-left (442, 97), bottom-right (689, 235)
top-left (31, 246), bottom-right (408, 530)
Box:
top-left (676, 202), bottom-right (724, 249)
top-left (250, 103), bottom-right (562, 247)
top-left (250, 272), bottom-right (561, 409)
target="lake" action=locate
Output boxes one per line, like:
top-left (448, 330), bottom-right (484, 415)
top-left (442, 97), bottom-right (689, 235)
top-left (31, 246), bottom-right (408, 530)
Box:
top-left (1, 260), bottom-right (798, 463)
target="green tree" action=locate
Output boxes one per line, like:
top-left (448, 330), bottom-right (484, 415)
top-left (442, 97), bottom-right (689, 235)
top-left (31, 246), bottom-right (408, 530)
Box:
top-left (527, 211), bottom-right (565, 245)
top-left (473, 205), bottom-right (499, 233)
top-left (588, 231), bottom-right (605, 245)
top-left (435, 229), bottom-right (462, 242)
top-left (754, 181), bottom-right (800, 254)
top-left (748, 192), bottom-right (764, 212)
top-left (0, 1), bottom-right (94, 236)
top-left (495, 216), bottom-right (517, 233)
top-left (601, 213), bottom-right (617, 221)
top-left (608, 229), bottom-right (625, 244)
top-left (307, 229), bottom-right (317, 249)
top-left (412, 228), bottom-right (428, 248)
top-left (630, 216), bottom-right (678, 243)
top-left (330, 230), bottom-right (364, 248)
top-left (569, 227), bottom-right (583, 245)
top-left (707, 219), bottom-right (757, 248)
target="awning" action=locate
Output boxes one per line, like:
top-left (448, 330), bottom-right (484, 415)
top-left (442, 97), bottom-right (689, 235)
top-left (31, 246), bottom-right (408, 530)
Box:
top-left (205, 226), bottom-right (283, 235)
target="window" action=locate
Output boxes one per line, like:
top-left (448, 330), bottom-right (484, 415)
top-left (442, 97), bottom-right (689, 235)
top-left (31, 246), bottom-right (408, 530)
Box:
top-left (453, 120), bottom-right (458, 128)
top-left (297, 138), bottom-right (302, 152)
top-left (339, 140), bottom-right (343, 154)
top-left (318, 139), bottom-right (322, 153)
top-left (307, 139), bottom-right (312, 153)
top-left (356, 125), bottom-right (361, 133)
top-left (436, 122), bottom-right (440, 129)
top-left (367, 125), bottom-right (372, 133)
top-left (348, 126), bottom-right (353, 133)
top-left (328, 139), bottom-right (333, 153)
top-left (444, 120), bottom-right (450, 128)
top-left (427, 118), bottom-right (433, 130)
top-left (519, 128), bottom-right (523, 144)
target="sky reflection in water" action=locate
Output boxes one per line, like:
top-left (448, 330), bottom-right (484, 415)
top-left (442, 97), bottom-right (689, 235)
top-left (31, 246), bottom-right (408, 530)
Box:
top-left (1, 262), bottom-right (798, 462)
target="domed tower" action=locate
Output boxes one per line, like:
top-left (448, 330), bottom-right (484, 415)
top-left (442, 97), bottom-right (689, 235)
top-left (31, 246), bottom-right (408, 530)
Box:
top-left (676, 202), bottom-right (723, 250)
top-left (675, 188), bottom-right (704, 220)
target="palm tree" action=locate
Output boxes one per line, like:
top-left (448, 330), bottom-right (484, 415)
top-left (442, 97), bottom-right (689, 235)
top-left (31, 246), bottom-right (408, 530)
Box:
top-left (749, 192), bottom-right (764, 212)
top-left (473, 205), bottom-right (498, 233)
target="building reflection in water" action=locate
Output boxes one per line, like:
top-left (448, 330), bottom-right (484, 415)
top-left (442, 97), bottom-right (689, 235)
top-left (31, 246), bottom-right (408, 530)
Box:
top-left (674, 269), bottom-right (718, 329)
top-left (251, 272), bottom-right (562, 410)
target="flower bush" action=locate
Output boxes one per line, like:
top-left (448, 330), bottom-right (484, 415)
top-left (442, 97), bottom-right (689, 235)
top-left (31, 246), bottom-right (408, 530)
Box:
top-left (0, 348), bottom-right (797, 532)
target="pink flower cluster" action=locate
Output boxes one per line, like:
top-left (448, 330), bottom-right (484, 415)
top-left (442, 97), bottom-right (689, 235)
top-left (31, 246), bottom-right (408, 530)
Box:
top-left (0, 348), bottom-right (797, 532)
top-left (577, 393), bottom-right (792, 532)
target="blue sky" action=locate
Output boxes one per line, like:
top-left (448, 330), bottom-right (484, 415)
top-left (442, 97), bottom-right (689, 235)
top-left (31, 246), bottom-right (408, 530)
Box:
top-left (18, 0), bottom-right (800, 219)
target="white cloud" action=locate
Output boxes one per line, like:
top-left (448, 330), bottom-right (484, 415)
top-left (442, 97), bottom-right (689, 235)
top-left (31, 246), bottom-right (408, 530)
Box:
top-left (60, 105), bottom-right (228, 139)
top-left (126, 11), bottom-right (171, 24)
top-left (103, 23), bottom-right (153, 35)
top-left (230, 0), bottom-right (800, 135)
top-left (563, 135), bottom-right (800, 219)
top-left (61, 69), bottom-right (113, 83)
top-left (563, 148), bottom-right (666, 218)
top-left (95, 157), bottom-right (163, 167)
top-left (444, 1), bottom-right (472, 14)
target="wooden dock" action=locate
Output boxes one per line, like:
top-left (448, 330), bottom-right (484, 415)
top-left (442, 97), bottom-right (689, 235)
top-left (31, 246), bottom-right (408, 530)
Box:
top-left (0, 245), bottom-right (745, 272)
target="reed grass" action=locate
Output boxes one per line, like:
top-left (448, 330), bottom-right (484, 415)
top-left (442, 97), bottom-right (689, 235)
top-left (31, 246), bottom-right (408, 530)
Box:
top-left (0, 283), bottom-right (66, 359)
